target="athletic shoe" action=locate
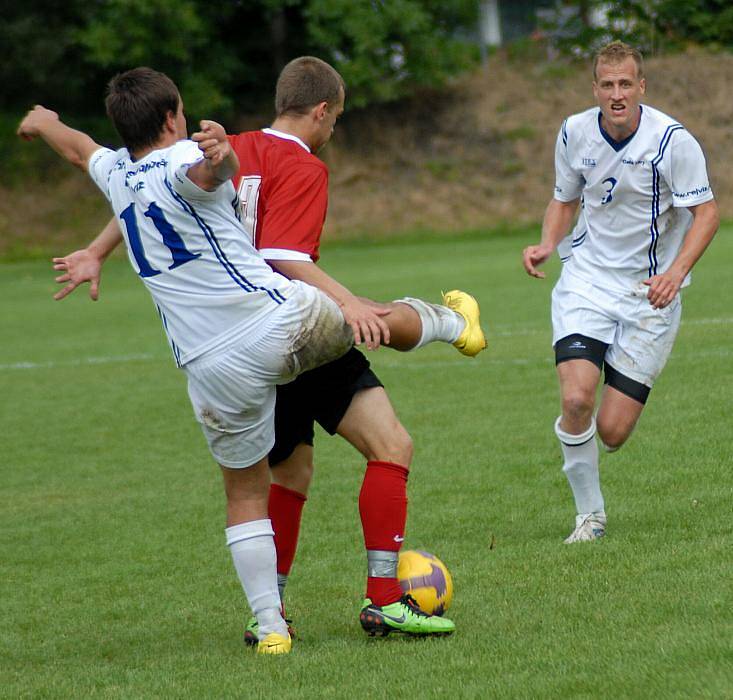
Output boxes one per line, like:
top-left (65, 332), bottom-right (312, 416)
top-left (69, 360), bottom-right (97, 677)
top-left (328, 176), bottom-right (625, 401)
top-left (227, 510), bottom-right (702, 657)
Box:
top-left (564, 512), bottom-right (607, 543)
top-left (442, 290), bottom-right (487, 357)
top-left (256, 632), bottom-right (291, 655)
top-left (359, 594), bottom-right (456, 636)
top-left (244, 616), bottom-right (295, 646)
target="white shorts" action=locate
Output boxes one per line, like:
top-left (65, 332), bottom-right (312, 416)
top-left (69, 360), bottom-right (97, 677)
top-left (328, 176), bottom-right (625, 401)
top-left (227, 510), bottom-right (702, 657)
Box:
top-left (551, 270), bottom-right (682, 387)
top-left (184, 282), bottom-right (353, 468)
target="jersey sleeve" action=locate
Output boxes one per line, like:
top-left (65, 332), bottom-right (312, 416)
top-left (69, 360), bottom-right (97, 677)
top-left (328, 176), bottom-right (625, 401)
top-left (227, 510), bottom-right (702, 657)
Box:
top-left (663, 131), bottom-right (714, 208)
top-left (259, 163), bottom-right (327, 263)
top-left (88, 147), bottom-right (120, 202)
top-left (553, 120), bottom-right (584, 202)
top-left (169, 140), bottom-right (220, 201)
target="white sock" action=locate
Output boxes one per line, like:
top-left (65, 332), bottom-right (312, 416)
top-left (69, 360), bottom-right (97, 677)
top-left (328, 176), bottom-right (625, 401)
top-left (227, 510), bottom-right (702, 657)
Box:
top-left (396, 297), bottom-right (465, 349)
top-left (226, 519), bottom-right (288, 640)
top-left (555, 416), bottom-right (605, 515)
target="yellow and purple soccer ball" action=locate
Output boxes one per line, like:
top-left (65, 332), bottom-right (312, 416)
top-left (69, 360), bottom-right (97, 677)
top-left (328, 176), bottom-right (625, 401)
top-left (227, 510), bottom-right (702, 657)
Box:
top-left (397, 550), bottom-right (453, 616)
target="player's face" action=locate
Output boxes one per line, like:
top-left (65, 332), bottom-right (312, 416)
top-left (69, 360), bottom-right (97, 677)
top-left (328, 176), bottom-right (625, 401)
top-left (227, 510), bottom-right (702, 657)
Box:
top-left (593, 57), bottom-right (645, 139)
top-left (314, 87), bottom-right (345, 152)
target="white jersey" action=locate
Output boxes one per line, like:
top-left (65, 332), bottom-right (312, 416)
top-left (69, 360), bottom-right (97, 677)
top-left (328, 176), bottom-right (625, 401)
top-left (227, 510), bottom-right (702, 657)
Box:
top-left (89, 140), bottom-right (296, 366)
top-left (554, 104), bottom-right (713, 292)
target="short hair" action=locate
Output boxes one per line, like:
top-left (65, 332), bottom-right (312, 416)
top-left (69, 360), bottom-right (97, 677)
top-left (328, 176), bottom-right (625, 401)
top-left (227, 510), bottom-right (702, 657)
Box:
top-left (105, 67), bottom-right (180, 153)
top-left (593, 40), bottom-right (644, 81)
top-left (275, 56), bottom-right (344, 117)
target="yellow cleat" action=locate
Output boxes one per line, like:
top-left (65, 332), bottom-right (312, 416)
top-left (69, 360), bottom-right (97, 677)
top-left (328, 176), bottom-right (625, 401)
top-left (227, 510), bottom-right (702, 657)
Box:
top-left (256, 632), bottom-right (292, 655)
top-left (442, 290), bottom-right (487, 357)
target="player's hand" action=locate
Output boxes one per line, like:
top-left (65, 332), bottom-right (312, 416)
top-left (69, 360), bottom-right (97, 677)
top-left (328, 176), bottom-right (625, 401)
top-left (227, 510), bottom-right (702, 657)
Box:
top-left (52, 249), bottom-right (103, 301)
top-left (339, 298), bottom-right (391, 350)
top-left (192, 120), bottom-right (230, 166)
top-left (17, 105), bottom-right (59, 141)
top-left (522, 243), bottom-right (553, 278)
top-left (643, 268), bottom-right (685, 309)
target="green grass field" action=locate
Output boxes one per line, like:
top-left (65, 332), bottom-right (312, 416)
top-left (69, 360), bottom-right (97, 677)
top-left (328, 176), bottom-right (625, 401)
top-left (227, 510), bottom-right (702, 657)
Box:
top-left (2, 228), bottom-right (731, 698)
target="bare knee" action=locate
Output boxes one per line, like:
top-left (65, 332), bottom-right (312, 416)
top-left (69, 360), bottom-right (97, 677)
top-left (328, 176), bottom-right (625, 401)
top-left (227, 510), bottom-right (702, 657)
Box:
top-left (596, 418), bottom-right (632, 451)
top-left (270, 444), bottom-right (314, 495)
top-left (561, 390), bottom-right (596, 431)
top-left (365, 423), bottom-right (413, 468)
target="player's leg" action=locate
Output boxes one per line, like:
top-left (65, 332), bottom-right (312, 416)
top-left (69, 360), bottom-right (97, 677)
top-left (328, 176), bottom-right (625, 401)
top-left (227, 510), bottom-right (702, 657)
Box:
top-left (266, 380), bottom-right (317, 607)
top-left (243, 448), bottom-right (312, 645)
top-left (244, 370), bottom-right (319, 644)
top-left (185, 308), bottom-right (332, 655)
top-left (555, 352), bottom-right (606, 543)
top-left (270, 443), bottom-right (314, 494)
top-left (335, 387), bottom-right (455, 635)
top-left (596, 384), bottom-right (646, 451)
top-left (337, 386), bottom-right (411, 604)
top-left (551, 274), bottom-right (616, 543)
top-left (221, 458), bottom-right (290, 654)
top-left (597, 292), bottom-right (681, 451)
top-left (359, 292), bottom-right (487, 357)
top-left (268, 444), bottom-right (313, 597)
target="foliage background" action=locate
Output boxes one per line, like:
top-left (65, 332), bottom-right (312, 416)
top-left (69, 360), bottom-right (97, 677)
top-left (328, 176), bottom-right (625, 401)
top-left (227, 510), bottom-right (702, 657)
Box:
top-left (1, 0), bottom-right (479, 119)
top-left (3, 1), bottom-right (732, 120)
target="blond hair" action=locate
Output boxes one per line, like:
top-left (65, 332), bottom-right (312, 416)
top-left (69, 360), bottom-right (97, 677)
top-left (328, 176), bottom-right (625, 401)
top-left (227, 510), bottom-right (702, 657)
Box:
top-left (593, 40), bottom-right (644, 80)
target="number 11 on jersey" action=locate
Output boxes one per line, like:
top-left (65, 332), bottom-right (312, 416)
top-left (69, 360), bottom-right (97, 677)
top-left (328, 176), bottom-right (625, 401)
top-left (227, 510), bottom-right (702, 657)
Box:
top-left (120, 201), bottom-right (200, 278)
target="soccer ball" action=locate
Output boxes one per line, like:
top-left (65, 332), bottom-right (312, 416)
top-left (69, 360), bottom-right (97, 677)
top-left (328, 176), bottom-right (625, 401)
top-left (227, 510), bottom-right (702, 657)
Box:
top-left (397, 550), bottom-right (453, 616)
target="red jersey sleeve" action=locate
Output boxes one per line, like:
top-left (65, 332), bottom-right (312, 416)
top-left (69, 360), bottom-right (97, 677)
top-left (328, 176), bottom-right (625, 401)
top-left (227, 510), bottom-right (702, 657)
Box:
top-left (259, 162), bottom-right (328, 262)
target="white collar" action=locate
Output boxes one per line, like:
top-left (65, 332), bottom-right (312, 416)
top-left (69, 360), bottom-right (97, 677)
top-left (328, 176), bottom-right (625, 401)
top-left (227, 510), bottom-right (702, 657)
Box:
top-left (262, 128), bottom-right (311, 153)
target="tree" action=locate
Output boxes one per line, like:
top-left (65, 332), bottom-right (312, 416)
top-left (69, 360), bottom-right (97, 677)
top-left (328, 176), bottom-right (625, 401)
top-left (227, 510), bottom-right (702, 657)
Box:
top-left (2, 1), bottom-right (480, 120)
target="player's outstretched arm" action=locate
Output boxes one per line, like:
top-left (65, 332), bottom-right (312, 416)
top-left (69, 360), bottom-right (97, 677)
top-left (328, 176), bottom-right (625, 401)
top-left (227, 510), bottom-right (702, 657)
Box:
top-left (523, 197), bottom-right (579, 278)
top-left (189, 120), bottom-right (239, 191)
top-left (269, 259), bottom-right (391, 350)
top-left (17, 106), bottom-right (101, 171)
top-left (53, 217), bottom-right (124, 301)
top-left (644, 199), bottom-right (720, 309)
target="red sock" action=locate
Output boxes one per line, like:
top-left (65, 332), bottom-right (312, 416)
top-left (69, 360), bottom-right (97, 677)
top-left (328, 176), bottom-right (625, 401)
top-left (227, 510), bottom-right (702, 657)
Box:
top-left (359, 460), bottom-right (409, 606)
top-left (269, 483), bottom-right (307, 576)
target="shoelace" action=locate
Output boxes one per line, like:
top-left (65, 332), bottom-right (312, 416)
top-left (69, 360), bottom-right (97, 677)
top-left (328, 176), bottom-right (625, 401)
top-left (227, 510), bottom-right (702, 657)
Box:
top-left (401, 594), bottom-right (430, 618)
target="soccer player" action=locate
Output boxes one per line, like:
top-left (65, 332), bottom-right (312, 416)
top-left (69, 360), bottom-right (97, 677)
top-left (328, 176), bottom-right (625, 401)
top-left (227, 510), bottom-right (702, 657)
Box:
top-left (17, 67), bottom-right (360, 655)
top-left (47, 59), bottom-right (484, 639)
top-left (522, 41), bottom-right (719, 542)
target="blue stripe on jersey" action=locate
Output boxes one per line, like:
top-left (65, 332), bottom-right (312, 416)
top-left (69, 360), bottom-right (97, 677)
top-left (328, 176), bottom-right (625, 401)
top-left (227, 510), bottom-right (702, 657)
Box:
top-left (156, 303), bottom-right (182, 367)
top-left (648, 124), bottom-right (684, 276)
top-left (561, 119), bottom-right (568, 147)
top-left (164, 179), bottom-right (287, 304)
top-left (571, 230), bottom-right (587, 248)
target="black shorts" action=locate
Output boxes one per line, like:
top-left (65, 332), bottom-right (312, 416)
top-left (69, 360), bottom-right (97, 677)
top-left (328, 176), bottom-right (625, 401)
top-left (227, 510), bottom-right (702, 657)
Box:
top-left (268, 347), bottom-right (383, 466)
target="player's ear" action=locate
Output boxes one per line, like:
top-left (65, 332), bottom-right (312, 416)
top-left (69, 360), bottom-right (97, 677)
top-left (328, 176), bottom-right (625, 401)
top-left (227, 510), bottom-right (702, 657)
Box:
top-left (164, 109), bottom-right (177, 133)
top-left (639, 77), bottom-right (646, 94)
top-left (314, 101), bottom-right (328, 121)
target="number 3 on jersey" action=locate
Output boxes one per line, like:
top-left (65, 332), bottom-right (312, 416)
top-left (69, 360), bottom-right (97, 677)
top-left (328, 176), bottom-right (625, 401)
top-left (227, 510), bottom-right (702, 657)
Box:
top-left (601, 177), bottom-right (617, 205)
top-left (120, 202), bottom-right (200, 278)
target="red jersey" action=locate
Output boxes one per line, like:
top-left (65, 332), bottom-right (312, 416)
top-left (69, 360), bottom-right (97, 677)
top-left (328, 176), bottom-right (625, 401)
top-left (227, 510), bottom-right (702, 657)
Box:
top-left (227, 128), bottom-right (328, 263)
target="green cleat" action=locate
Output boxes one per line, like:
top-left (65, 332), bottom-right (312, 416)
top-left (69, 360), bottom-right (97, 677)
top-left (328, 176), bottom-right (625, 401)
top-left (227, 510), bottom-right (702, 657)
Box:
top-left (359, 594), bottom-right (456, 637)
top-left (443, 289), bottom-right (487, 357)
top-left (244, 616), bottom-right (295, 646)
top-left (244, 616), bottom-right (259, 646)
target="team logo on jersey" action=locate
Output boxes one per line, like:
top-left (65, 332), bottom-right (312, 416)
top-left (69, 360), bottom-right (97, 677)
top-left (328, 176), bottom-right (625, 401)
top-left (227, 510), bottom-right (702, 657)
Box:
top-left (582, 157), bottom-right (597, 167)
top-left (674, 185), bottom-right (710, 198)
